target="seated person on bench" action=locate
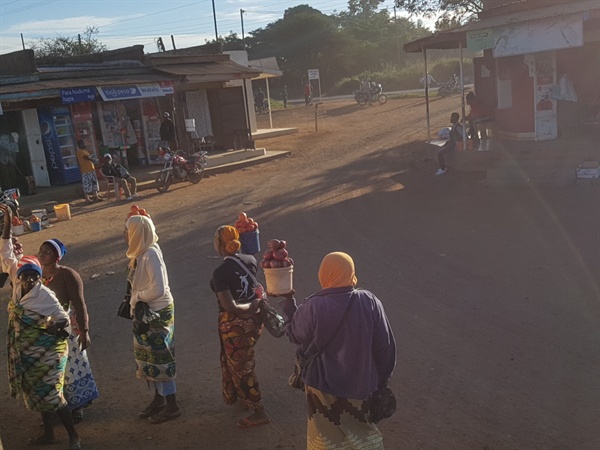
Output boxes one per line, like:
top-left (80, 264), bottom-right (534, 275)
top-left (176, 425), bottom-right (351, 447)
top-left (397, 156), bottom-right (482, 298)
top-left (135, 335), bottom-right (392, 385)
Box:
top-left (436, 112), bottom-right (465, 176)
top-left (100, 154), bottom-right (139, 201)
top-left (465, 92), bottom-right (494, 145)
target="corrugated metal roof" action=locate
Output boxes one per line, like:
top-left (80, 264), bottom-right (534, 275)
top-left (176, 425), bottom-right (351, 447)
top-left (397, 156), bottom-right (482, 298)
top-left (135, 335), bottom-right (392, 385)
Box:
top-left (457, 0), bottom-right (598, 32)
top-left (0, 73), bottom-right (175, 98)
top-left (153, 60), bottom-right (261, 81)
top-left (404, 0), bottom-right (598, 52)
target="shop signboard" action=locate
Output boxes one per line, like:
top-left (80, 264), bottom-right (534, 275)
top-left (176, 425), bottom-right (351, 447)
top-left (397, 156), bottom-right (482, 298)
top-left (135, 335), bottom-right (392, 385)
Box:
top-left (61, 87), bottom-right (96, 104)
top-left (97, 84), bottom-right (166, 101)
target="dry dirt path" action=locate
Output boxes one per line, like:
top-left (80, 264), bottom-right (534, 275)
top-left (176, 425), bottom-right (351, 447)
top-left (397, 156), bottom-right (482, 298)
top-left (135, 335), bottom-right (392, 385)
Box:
top-left (1, 96), bottom-right (598, 450)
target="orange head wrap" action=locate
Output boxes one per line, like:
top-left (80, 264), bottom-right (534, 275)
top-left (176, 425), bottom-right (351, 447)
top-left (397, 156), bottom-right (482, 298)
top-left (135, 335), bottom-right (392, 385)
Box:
top-left (318, 252), bottom-right (358, 289)
top-left (214, 225), bottom-right (241, 256)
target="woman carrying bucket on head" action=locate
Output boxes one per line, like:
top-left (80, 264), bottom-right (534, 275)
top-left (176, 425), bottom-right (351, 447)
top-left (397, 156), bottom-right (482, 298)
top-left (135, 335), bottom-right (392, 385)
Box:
top-left (210, 225), bottom-right (270, 428)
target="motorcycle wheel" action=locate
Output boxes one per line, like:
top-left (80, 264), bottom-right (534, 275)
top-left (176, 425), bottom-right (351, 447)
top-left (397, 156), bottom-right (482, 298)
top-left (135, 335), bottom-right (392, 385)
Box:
top-left (156, 171), bottom-right (172, 193)
top-left (378, 94), bottom-right (388, 105)
top-left (188, 166), bottom-right (205, 184)
top-left (438, 86), bottom-right (450, 97)
top-left (356, 94), bottom-right (368, 106)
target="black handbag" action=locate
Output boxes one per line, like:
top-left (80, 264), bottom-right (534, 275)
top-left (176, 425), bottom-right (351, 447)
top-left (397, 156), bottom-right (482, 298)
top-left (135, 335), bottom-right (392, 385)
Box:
top-left (369, 386), bottom-right (397, 424)
top-left (225, 256), bottom-right (285, 338)
top-left (288, 293), bottom-right (356, 390)
top-left (117, 294), bottom-right (132, 319)
top-left (117, 280), bottom-right (133, 319)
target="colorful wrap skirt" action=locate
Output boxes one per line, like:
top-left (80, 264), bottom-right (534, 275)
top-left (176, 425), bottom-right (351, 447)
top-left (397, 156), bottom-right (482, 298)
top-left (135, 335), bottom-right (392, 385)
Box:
top-left (133, 303), bottom-right (176, 382)
top-left (81, 171), bottom-right (99, 195)
top-left (218, 310), bottom-right (263, 410)
top-left (306, 385), bottom-right (384, 450)
top-left (63, 309), bottom-right (99, 409)
top-left (7, 302), bottom-right (68, 412)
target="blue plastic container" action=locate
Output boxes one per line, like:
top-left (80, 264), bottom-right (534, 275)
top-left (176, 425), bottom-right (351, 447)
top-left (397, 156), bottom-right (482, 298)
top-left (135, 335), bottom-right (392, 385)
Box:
top-left (31, 221), bottom-right (42, 232)
top-left (240, 229), bottom-right (260, 255)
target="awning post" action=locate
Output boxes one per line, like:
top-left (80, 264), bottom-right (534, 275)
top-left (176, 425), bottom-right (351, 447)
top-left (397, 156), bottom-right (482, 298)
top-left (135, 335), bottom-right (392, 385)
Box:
top-left (265, 78), bottom-right (273, 129)
top-left (423, 48), bottom-right (431, 143)
top-left (459, 42), bottom-right (466, 137)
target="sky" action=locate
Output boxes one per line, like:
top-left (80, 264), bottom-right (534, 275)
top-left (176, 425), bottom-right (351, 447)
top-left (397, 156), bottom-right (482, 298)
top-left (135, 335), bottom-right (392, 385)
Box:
top-left (0, 0), bottom-right (433, 56)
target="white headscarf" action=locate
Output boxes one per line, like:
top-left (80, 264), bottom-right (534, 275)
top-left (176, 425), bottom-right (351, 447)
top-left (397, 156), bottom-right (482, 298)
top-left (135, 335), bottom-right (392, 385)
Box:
top-left (125, 215), bottom-right (158, 268)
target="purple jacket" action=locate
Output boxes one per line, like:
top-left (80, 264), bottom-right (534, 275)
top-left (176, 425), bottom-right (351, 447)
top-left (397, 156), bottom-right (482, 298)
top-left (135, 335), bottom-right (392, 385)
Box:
top-left (281, 286), bottom-right (396, 400)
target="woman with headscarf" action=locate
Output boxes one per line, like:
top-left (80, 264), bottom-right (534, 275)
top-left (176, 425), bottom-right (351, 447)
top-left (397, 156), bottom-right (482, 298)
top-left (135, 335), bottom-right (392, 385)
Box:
top-left (37, 238), bottom-right (99, 423)
top-left (210, 225), bottom-right (270, 428)
top-left (0, 204), bottom-right (82, 450)
top-left (125, 214), bottom-right (180, 424)
top-left (276, 252), bottom-right (397, 449)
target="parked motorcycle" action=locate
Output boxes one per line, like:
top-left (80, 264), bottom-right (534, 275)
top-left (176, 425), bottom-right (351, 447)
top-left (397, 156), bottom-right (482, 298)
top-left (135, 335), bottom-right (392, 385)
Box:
top-left (155, 148), bottom-right (208, 193)
top-left (354, 82), bottom-right (388, 106)
top-left (438, 75), bottom-right (462, 97)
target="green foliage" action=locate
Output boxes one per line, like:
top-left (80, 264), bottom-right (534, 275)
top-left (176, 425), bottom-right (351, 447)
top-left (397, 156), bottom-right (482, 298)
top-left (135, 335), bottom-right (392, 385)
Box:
top-left (395, 0), bottom-right (483, 27)
top-left (29, 26), bottom-right (107, 58)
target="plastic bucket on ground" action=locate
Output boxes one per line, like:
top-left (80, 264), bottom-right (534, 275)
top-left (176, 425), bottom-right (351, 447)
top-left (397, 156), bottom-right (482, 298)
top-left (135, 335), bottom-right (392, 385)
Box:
top-left (32, 209), bottom-right (49, 228)
top-left (263, 266), bottom-right (293, 296)
top-left (13, 224), bottom-right (24, 236)
top-left (54, 204), bottom-right (71, 221)
top-left (239, 229), bottom-right (260, 255)
top-left (31, 221), bottom-right (42, 232)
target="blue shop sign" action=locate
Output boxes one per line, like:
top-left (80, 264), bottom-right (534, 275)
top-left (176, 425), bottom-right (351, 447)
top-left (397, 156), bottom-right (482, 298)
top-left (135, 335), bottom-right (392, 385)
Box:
top-left (61, 87), bottom-right (96, 104)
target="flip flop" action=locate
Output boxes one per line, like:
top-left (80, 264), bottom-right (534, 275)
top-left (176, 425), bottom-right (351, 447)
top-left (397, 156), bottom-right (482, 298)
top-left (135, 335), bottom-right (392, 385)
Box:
top-left (28, 436), bottom-right (58, 445)
top-left (148, 409), bottom-right (181, 424)
top-left (236, 417), bottom-right (271, 429)
top-left (138, 404), bottom-right (165, 419)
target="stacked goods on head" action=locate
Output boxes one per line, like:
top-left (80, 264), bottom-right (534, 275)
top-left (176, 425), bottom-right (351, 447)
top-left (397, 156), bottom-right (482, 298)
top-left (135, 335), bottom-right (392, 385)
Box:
top-left (235, 212), bottom-right (258, 234)
top-left (128, 205), bottom-right (151, 219)
top-left (261, 239), bottom-right (294, 268)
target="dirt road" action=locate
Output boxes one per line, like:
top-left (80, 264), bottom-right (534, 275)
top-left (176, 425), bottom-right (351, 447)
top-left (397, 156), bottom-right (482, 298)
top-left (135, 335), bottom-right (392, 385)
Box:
top-left (1, 96), bottom-right (598, 450)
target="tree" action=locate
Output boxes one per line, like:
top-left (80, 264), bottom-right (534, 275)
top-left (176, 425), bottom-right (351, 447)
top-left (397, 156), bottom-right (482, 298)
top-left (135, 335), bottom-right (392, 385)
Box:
top-left (29, 26), bottom-right (107, 59)
top-left (395, 0), bottom-right (482, 26)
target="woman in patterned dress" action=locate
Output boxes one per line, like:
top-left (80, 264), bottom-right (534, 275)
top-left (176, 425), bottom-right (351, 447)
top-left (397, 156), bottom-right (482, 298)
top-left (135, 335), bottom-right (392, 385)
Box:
top-left (210, 225), bottom-right (270, 428)
top-left (0, 204), bottom-right (81, 450)
top-left (37, 238), bottom-right (99, 423)
top-left (125, 214), bottom-right (181, 424)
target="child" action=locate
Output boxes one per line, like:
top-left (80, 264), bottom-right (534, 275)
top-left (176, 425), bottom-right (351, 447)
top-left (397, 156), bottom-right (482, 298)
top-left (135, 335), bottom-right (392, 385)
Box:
top-left (436, 112), bottom-right (465, 176)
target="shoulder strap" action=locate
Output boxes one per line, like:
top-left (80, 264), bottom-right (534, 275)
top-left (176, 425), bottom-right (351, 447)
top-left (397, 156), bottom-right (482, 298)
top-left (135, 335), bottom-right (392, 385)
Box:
top-left (224, 256), bottom-right (263, 299)
top-left (302, 292), bottom-right (357, 365)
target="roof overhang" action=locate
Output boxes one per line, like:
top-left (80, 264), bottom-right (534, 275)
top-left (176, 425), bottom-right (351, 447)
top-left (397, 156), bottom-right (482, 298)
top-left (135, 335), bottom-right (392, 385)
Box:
top-left (0, 73), bottom-right (176, 101)
top-left (248, 57), bottom-right (283, 80)
top-left (404, 0), bottom-right (599, 53)
top-left (150, 59), bottom-right (261, 83)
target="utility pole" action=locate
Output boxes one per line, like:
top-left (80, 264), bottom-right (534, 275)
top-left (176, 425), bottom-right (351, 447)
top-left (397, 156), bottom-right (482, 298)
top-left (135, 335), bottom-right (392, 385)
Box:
top-left (212, 0), bottom-right (218, 42)
top-left (20, 33), bottom-right (25, 50)
top-left (240, 9), bottom-right (246, 50)
top-left (393, 6), bottom-right (401, 65)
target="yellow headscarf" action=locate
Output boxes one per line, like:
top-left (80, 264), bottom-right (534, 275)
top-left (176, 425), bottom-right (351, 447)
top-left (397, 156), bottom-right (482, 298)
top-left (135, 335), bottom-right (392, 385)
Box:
top-left (318, 251), bottom-right (358, 289)
top-left (126, 215), bottom-right (158, 268)
top-left (214, 225), bottom-right (241, 256)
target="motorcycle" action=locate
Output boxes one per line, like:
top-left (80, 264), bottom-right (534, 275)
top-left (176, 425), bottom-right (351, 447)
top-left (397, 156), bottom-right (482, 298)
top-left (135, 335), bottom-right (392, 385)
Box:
top-left (155, 148), bottom-right (208, 193)
top-left (438, 75), bottom-right (462, 97)
top-left (354, 83), bottom-right (388, 106)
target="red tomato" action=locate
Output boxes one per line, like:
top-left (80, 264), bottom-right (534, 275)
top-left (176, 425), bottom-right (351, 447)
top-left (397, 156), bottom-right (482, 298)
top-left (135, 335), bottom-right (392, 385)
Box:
top-left (261, 260), bottom-right (271, 269)
top-left (237, 227), bottom-right (246, 234)
top-left (238, 212), bottom-right (247, 221)
top-left (278, 240), bottom-right (287, 249)
top-left (273, 249), bottom-right (289, 261)
top-left (267, 239), bottom-right (281, 250)
top-left (280, 259), bottom-right (292, 267)
top-left (287, 257), bottom-right (294, 266)
top-left (234, 220), bottom-right (242, 228)
top-left (270, 259), bottom-right (283, 268)
top-left (263, 250), bottom-right (274, 260)
top-left (246, 224), bottom-right (256, 232)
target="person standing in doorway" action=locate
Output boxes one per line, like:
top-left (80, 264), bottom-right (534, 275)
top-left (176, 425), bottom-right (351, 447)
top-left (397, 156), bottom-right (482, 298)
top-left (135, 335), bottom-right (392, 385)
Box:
top-left (159, 112), bottom-right (176, 150)
top-left (75, 140), bottom-right (103, 203)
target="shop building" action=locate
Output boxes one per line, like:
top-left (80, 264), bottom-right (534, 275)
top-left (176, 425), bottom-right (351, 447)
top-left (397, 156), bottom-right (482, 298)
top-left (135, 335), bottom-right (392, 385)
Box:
top-left (404, 0), bottom-right (600, 142)
top-left (0, 44), bottom-right (261, 191)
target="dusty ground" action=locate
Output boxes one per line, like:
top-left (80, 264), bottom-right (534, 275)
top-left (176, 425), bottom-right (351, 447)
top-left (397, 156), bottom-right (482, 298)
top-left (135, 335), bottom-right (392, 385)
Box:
top-left (1, 96), bottom-right (599, 450)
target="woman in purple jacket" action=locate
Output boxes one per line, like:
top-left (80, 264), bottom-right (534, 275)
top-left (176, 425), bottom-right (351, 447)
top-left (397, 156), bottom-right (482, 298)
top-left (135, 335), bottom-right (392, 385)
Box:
top-left (277, 252), bottom-right (396, 449)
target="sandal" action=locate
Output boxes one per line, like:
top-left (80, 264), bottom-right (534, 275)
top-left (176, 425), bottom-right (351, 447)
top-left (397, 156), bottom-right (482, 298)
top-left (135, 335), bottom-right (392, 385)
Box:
top-left (148, 409), bottom-right (181, 424)
top-left (138, 404), bottom-right (165, 419)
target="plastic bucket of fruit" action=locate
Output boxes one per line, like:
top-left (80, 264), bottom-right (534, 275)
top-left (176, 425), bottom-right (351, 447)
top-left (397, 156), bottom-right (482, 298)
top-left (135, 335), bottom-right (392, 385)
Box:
top-left (263, 266), bottom-right (293, 296)
top-left (240, 229), bottom-right (260, 255)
